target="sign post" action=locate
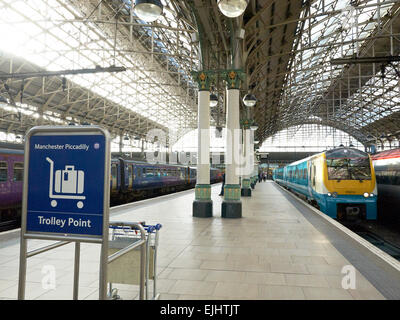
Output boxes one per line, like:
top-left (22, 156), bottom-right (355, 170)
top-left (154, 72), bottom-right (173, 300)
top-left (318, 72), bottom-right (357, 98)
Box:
top-left (18, 125), bottom-right (110, 300)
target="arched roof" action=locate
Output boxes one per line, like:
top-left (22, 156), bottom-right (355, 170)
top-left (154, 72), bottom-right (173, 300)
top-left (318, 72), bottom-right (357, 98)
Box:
top-left (0, 0), bottom-right (399, 148)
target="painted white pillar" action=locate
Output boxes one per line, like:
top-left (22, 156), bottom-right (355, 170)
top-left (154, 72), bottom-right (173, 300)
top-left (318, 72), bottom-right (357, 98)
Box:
top-left (241, 128), bottom-right (252, 196)
top-left (193, 71), bottom-right (213, 218)
top-left (225, 88), bottom-right (240, 186)
top-left (197, 90), bottom-right (210, 185)
top-left (222, 84), bottom-right (242, 218)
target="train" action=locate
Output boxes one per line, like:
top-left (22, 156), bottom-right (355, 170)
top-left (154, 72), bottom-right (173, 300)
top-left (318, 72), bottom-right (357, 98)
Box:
top-left (0, 147), bottom-right (222, 228)
top-left (371, 148), bottom-right (400, 223)
top-left (110, 158), bottom-right (222, 203)
top-left (0, 148), bottom-right (24, 228)
top-left (273, 146), bottom-right (377, 220)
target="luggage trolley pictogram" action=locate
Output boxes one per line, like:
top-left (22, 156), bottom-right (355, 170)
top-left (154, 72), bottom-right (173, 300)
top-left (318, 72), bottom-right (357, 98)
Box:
top-left (46, 157), bottom-right (86, 209)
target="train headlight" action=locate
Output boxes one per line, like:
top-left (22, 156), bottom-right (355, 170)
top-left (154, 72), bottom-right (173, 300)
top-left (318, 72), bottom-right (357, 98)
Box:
top-left (370, 193), bottom-right (374, 197)
top-left (327, 193), bottom-right (332, 197)
top-left (332, 192), bottom-right (338, 198)
top-left (363, 192), bottom-right (369, 198)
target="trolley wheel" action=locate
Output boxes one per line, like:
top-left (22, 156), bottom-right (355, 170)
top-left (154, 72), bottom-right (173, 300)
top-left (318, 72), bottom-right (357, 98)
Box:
top-left (51, 200), bottom-right (57, 207)
top-left (109, 288), bottom-right (121, 300)
top-left (77, 201), bottom-right (84, 209)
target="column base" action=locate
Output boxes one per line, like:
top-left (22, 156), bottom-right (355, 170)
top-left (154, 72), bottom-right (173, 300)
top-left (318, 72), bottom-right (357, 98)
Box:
top-left (193, 200), bottom-right (213, 218)
top-left (241, 188), bottom-right (252, 197)
top-left (221, 201), bottom-right (242, 219)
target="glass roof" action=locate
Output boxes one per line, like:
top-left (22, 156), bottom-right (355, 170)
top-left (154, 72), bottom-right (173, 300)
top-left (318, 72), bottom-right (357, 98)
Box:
top-left (0, 0), bottom-right (198, 131)
top-left (259, 124), bottom-right (364, 153)
top-left (281, 0), bottom-right (398, 141)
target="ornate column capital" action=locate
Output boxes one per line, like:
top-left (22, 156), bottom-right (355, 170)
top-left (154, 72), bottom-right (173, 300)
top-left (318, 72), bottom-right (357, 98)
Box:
top-left (191, 70), bottom-right (213, 91)
top-left (240, 118), bottom-right (255, 129)
top-left (223, 69), bottom-right (245, 90)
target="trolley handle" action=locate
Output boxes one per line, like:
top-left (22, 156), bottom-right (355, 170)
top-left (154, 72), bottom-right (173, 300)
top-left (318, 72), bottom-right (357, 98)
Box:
top-left (143, 224), bottom-right (162, 233)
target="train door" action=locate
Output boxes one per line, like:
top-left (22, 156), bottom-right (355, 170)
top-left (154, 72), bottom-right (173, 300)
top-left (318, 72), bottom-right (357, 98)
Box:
top-left (111, 162), bottom-right (118, 191)
top-left (0, 159), bottom-right (9, 195)
top-left (127, 164), bottom-right (133, 190)
top-left (308, 161), bottom-right (315, 197)
top-left (12, 161), bottom-right (23, 195)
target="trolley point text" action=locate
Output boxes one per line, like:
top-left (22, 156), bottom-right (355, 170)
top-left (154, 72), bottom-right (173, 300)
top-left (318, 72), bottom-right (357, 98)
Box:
top-left (37, 216), bottom-right (92, 228)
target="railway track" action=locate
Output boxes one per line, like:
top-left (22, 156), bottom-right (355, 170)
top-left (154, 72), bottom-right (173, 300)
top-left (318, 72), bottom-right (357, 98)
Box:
top-left (356, 231), bottom-right (400, 261)
top-left (343, 223), bottom-right (400, 261)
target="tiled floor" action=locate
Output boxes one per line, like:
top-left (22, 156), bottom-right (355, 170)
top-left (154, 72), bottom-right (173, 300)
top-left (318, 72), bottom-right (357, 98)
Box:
top-left (0, 181), bottom-right (387, 300)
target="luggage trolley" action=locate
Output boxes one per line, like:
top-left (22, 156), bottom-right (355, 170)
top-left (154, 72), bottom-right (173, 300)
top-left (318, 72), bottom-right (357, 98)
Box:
top-left (107, 221), bottom-right (162, 300)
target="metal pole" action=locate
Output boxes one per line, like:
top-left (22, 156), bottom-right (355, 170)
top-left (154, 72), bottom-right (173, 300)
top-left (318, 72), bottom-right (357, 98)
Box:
top-left (139, 234), bottom-right (146, 300)
top-left (73, 241), bottom-right (80, 300)
top-left (145, 237), bottom-right (150, 300)
top-left (17, 237), bottom-right (27, 300)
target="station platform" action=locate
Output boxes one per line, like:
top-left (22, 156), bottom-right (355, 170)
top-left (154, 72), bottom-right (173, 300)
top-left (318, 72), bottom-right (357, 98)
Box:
top-left (1, 181), bottom-right (400, 300)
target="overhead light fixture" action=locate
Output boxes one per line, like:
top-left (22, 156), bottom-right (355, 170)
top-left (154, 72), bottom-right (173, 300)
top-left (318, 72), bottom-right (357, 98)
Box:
top-left (210, 93), bottom-right (218, 107)
top-left (254, 140), bottom-right (259, 144)
top-left (134, 0), bottom-right (163, 23)
top-left (250, 123), bottom-right (258, 131)
top-left (217, 0), bottom-right (249, 18)
top-left (243, 93), bottom-right (257, 107)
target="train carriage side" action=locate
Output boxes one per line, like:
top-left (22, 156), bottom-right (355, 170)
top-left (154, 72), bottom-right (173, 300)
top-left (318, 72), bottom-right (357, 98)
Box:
top-left (0, 148), bottom-right (24, 225)
top-left (284, 158), bottom-right (310, 198)
top-left (372, 148), bottom-right (400, 222)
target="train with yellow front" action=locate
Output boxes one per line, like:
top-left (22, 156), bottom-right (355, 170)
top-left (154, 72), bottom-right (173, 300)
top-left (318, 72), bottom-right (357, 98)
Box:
top-left (273, 147), bottom-right (377, 220)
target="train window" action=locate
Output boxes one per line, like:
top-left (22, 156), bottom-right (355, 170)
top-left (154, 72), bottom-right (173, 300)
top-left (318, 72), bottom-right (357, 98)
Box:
top-left (0, 161), bottom-right (7, 182)
top-left (146, 168), bottom-right (154, 177)
top-left (137, 167), bottom-right (142, 178)
top-left (326, 149), bottom-right (371, 180)
top-left (13, 162), bottom-right (23, 181)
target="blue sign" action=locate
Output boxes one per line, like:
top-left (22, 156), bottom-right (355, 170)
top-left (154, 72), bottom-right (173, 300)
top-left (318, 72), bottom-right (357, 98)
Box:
top-left (26, 134), bottom-right (106, 237)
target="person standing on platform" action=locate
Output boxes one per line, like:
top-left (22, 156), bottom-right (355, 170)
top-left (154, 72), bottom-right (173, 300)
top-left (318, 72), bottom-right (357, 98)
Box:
top-left (258, 172), bottom-right (262, 183)
top-left (219, 170), bottom-right (225, 196)
top-left (263, 172), bottom-right (266, 182)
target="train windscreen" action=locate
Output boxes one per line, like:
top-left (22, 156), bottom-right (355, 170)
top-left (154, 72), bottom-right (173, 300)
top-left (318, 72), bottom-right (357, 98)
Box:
top-left (326, 148), bottom-right (371, 181)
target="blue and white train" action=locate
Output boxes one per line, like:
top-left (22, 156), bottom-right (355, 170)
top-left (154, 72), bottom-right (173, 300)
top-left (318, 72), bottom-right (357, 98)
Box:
top-left (273, 147), bottom-right (377, 220)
